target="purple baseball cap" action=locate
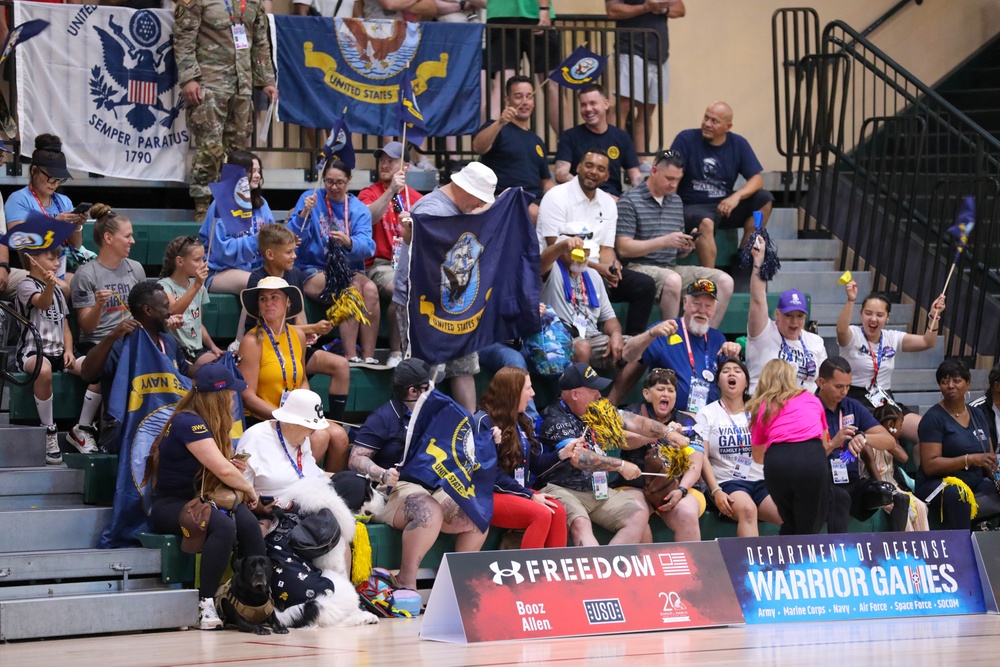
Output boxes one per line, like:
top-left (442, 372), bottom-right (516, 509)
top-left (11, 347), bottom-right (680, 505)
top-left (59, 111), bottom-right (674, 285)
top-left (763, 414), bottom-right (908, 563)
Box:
top-left (777, 289), bottom-right (808, 314)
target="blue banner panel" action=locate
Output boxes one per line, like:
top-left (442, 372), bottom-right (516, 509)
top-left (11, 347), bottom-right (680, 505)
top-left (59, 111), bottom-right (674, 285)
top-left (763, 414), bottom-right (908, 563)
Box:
top-left (717, 531), bottom-right (987, 623)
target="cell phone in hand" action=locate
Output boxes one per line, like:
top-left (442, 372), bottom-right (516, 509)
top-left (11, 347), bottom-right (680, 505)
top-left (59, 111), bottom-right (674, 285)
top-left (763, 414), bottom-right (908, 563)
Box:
top-left (688, 230), bottom-right (702, 240)
top-left (71, 202), bottom-right (92, 216)
top-left (232, 452), bottom-right (251, 462)
top-left (259, 495), bottom-right (275, 506)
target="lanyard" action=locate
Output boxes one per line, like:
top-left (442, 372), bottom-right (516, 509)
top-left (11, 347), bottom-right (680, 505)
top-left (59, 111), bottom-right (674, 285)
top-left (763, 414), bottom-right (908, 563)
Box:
top-left (223, 0), bottom-right (246, 23)
top-left (780, 335), bottom-right (813, 385)
top-left (275, 423), bottom-right (304, 479)
top-left (262, 321), bottom-right (298, 391)
top-left (28, 186), bottom-right (64, 216)
top-left (680, 317), bottom-right (710, 374)
top-left (867, 332), bottom-right (884, 388)
top-left (723, 405), bottom-right (751, 447)
top-left (324, 193), bottom-right (350, 238)
top-left (517, 425), bottom-right (529, 465)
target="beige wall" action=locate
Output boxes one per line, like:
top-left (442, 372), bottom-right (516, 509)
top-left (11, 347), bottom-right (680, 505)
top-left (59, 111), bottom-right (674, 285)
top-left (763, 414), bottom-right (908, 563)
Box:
top-left (565, 0), bottom-right (1000, 170)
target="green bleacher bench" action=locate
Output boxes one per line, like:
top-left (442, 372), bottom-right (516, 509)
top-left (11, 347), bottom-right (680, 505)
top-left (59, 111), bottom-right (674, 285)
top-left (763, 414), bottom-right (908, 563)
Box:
top-left (137, 532), bottom-right (196, 585)
top-left (676, 228), bottom-right (741, 268)
top-left (63, 453), bottom-right (118, 505)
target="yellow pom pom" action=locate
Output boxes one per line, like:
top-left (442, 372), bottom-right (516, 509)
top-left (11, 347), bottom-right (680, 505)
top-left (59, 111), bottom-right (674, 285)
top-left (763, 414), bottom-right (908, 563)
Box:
top-left (838, 271), bottom-right (852, 285)
top-left (351, 519), bottom-right (373, 586)
top-left (655, 443), bottom-right (691, 478)
top-left (581, 399), bottom-right (626, 456)
top-left (326, 286), bottom-right (371, 326)
top-left (942, 476), bottom-right (979, 520)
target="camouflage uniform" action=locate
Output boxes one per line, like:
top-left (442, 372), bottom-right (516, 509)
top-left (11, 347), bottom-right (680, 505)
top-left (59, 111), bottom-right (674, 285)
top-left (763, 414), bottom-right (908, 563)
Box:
top-left (174, 0), bottom-right (276, 200)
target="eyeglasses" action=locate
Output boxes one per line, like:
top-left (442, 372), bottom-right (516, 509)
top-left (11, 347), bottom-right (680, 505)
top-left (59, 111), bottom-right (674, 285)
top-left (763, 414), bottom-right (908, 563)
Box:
top-left (36, 168), bottom-right (67, 186)
top-left (653, 149), bottom-right (681, 166)
top-left (324, 178), bottom-right (349, 188)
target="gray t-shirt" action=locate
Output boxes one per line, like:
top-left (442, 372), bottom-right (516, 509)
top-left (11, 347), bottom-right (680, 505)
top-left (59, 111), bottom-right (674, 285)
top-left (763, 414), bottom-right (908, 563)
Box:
top-left (158, 276), bottom-right (210, 355)
top-left (393, 188), bottom-right (463, 307)
top-left (540, 262), bottom-right (615, 338)
top-left (70, 258), bottom-right (145, 345)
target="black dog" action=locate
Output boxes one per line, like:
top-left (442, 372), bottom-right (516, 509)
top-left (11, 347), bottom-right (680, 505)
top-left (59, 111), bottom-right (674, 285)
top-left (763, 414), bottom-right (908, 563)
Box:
top-left (329, 471), bottom-right (384, 517)
top-left (216, 555), bottom-right (289, 635)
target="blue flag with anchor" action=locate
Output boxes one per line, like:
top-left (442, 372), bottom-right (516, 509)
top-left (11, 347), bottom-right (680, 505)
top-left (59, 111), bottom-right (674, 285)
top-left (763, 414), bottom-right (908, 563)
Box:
top-left (400, 388), bottom-right (497, 532)
top-left (407, 188), bottom-right (541, 365)
top-left (99, 330), bottom-right (191, 548)
top-left (549, 45), bottom-right (607, 90)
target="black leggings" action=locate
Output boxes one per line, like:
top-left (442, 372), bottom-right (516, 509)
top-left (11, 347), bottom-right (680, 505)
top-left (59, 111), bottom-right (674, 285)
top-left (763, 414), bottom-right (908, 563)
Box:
top-left (763, 439), bottom-right (831, 535)
top-left (151, 496), bottom-right (266, 598)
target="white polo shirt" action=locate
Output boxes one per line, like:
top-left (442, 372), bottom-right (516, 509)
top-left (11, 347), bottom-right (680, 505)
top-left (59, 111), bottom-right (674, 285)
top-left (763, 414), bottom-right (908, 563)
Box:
top-left (536, 176), bottom-right (618, 252)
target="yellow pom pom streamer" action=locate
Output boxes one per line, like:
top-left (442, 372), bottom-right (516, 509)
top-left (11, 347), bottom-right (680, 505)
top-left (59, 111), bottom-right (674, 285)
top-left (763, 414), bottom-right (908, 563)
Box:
top-left (941, 476), bottom-right (978, 520)
top-left (351, 516), bottom-right (373, 586)
top-left (655, 442), bottom-right (691, 478)
top-left (326, 285), bottom-right (371, 327)
top-left (581, 399), bottom-right (626, 456)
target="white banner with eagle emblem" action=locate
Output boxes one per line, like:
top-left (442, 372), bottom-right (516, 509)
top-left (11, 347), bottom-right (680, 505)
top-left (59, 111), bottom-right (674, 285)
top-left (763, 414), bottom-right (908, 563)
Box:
top-left (15, 3), bottom-right (189, 182)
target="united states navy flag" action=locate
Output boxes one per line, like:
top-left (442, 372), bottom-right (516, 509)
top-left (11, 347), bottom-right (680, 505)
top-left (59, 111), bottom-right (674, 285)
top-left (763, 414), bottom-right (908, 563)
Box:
top-left (550, 45), bottom-right (607, 90)
top-left (401, 387), bottom-right (497, 532)
top-left (99, 331), bottom-right (191, 548)
top-left (274, 16), bottom-right (482, 137)
top-left (407, 188), bottom-right (541, 365)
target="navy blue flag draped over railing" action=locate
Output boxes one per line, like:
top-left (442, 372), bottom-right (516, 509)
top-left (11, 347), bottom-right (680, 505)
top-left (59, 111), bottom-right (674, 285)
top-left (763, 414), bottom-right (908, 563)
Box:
top-left (550, 45), bottom-right (607, 90)
top-left (99, 331), bottom-right (191, 548)
top-left (407, 188), bottom-right (541, 365)
top-left (400, 387), bottom-right (497, 532)
top-left (274, 16), bottom-right (482, 137)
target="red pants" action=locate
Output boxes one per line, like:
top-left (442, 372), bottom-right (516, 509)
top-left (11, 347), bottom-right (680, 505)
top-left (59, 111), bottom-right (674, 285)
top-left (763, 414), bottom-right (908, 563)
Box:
top-left (491, 492), bottom-right (568, 549)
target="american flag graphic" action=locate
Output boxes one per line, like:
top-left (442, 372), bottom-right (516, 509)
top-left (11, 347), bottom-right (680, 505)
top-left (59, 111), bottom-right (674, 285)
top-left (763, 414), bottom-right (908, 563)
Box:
top-left (128, 77), bottom-right (156, 105)
top-left (658, 552), bottom-right (691, 576)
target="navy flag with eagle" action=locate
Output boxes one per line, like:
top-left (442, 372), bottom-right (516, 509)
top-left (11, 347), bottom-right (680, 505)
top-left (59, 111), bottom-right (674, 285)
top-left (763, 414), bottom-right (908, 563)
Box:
top-left (406, 188), bottom-right (541, 365)
top-left (401, 387), bottom-right (497, 532)
top-left (550, 46), bottom-right (607, 90)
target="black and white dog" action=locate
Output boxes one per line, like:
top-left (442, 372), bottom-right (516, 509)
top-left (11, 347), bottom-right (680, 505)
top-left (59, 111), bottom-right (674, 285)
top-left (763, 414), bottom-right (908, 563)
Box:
top-left (267, 474), bottom-right (384, 628)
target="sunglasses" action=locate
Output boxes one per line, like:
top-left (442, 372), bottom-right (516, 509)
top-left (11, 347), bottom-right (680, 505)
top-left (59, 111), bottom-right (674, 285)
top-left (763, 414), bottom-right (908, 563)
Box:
top-left (649, 368), bottom-right (677, 380)
top-left (653, 149), bottom-right (681, 166)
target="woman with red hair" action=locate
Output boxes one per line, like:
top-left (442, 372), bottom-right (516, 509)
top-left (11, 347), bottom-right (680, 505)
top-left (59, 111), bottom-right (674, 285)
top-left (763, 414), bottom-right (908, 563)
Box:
top-left (475, 367), bottom-right (568, 549)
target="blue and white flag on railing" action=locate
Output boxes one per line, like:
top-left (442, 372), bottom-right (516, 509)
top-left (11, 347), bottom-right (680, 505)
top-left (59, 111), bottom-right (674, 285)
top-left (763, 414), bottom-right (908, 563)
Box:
top-left (15, 4), bottom-right (188, 182)
top-left (407, 188), bottom-right (541, 365)
top-left (274, 16), bottom-right (482, 137)
top-left (401, 388), bottom-right (497, 533)
top-left (99, 330), bottom-right (191, 549)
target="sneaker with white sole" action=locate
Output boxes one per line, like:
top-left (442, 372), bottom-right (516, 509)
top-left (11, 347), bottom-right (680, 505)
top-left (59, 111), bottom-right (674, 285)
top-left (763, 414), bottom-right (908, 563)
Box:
top-left (45, 426), bottom-right (62, 465)
top-left (386, 353), bottom-right (403, 369)
top-left (69, 424), bottom-right (99, 454)
top-left (198, 597), bottom-right (223, 630)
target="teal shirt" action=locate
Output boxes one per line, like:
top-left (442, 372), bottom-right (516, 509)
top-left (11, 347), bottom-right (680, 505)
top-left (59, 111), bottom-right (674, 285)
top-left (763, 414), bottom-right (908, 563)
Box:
top-left (158, 277), bottom-right (210, 355)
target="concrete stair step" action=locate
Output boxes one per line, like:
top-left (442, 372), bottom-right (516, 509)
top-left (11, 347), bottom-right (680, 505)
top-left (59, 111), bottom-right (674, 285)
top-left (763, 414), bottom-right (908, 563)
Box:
top-left (0, 547), bottom-right (161, 583)
top-left (0, 495), bottom-right (84, 510)
top-left (0, 589), bottom-right (197, 641)
top-left (0, 426), bottom-right (46, 468)
top-left (775, 260), bottom-right (836, 273)
top-left (817, 323), bottom-right (906, 339)
top-left (0, 467), bottom-right (84, 496)
top-left (0, 507), bottom-right (112, 552)
top-left (774, 239), bottom-right (841, 260)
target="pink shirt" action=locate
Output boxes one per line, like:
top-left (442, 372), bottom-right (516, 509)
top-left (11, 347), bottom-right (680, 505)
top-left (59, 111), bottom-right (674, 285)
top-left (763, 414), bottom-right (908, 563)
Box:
top-left (750, 392), bottom-right (828, 449)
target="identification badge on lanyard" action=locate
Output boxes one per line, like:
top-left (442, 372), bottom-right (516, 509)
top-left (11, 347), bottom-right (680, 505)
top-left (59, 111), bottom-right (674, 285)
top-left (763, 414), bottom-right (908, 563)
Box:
top-left (831, 459), bottom-right (849, 484)
top-left (572, 313), bottom-right (589, 338)
top-left (592, 471), bottom-right (609, 500)
top-left (687, 377), bottom-right (710, 413)
top-left (280, 390), bottom-right (290, 407)
top-left (391, 237), bottom-right (403, 270)
top-left (232, 23), bottom-right (249, 49)
top-left (514, 467), bottom-right (526, 487)
top-left (866, 384), bottom-right (893, 408)
top-left (733, 455), bottom-right (753, 480)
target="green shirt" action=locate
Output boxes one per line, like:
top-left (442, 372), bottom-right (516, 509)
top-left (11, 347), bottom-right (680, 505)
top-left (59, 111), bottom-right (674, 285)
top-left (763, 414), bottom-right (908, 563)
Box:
top-left (486, 0), bottom-right (556, 20)
top-left (158, 277), bottom-right (210, 355)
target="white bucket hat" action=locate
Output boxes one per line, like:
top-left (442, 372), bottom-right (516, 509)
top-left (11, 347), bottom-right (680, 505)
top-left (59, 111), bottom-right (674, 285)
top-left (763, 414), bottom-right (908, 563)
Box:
top-left (450, 162), bottom-right (497, 204)
top-left (272, 389), bottom-right (329, 430)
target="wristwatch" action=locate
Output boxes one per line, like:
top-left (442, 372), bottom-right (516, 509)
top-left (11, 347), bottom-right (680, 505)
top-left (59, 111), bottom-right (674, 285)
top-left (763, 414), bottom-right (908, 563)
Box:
top-left (0, 262), bottom-right (9, 272)
top-left (678, 486), bottom-right (689, 498)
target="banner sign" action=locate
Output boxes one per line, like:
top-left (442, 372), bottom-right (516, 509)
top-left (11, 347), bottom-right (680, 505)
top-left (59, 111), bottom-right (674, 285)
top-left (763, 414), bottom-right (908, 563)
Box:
top-left (717, 531), bottom-right (987, 624)
top-left (273, 16), bottom-right (482, 136)
top-left (421, 542), bottom-right (744, 643)
top-left (15, 3), bottom-right (189, 183)
top-left (971, 531), bottom-right (1000, 613)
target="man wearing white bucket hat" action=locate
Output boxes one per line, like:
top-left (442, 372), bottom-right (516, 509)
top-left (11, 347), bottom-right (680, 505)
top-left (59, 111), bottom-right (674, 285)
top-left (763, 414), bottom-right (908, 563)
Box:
top-left (390, 162), bottom-right (498, 412)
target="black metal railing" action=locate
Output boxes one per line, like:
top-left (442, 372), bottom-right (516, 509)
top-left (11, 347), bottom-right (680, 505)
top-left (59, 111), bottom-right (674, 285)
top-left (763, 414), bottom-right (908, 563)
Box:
top-left (773, 8), bottom-right (1000, 365)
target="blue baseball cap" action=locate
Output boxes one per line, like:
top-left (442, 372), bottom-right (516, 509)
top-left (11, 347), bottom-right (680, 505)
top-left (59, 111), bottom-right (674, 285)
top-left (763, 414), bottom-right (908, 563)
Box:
top-left (193, 364), bottom-right (247, 393)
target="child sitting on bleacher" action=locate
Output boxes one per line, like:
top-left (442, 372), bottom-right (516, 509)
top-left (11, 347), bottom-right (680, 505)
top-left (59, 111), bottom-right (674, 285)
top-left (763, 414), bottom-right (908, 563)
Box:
top-left (158, 236), bottom-right (224, 370)
top-left (15, 242), bottom-right (86, 464)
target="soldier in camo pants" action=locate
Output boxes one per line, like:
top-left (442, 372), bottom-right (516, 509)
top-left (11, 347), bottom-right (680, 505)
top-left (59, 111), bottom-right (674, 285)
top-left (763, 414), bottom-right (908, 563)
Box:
top-left (174, 0), bottom-right (277, 221)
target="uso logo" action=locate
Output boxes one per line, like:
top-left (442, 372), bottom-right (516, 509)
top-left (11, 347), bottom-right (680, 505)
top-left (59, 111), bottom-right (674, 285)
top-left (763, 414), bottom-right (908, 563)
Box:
top-left (583, 598), bottom-right (625, 624)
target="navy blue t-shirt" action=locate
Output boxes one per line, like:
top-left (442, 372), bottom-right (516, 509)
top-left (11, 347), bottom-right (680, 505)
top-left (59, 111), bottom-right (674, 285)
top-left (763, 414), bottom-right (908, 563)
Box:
top-left (670, 129), bottom-right (764, 205)
top-left (555, 124), bottom-right (639, 197)
top-left (244, 267), bottom-right (309, 335)
top-left (351, 398), bottom-right (411, 469)
top-left (640, 318), bottom-right (726, 411)
top-left (153, 411), bottom-right (214, 498)
top-left (822, 396), bottom-right (880, 479)
top-left (478, 120), bottom-right (551, 199)
top-left (915, 404), bottom-right (994, 490)
top-left (612, 0), bottom-right (669, 63)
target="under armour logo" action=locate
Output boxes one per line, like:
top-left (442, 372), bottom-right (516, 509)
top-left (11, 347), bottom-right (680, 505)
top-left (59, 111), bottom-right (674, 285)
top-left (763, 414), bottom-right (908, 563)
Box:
top-left (490, 561), bottom-right (524, 585)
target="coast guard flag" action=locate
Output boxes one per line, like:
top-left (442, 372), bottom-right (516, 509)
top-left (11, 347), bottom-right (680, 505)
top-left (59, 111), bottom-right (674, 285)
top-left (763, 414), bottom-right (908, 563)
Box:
top-left (15, 4), bottom-right (188, 182)
top-left (550, 46), bottom-right (607, 90)
top-left (407, 188), bottom-right (541, 365)
top-left (401, 388), bottom-right (497, 532)
top-left (274, 16), bottom-right (482, 137)
top-left (99, 331), bottom-right (191, 548)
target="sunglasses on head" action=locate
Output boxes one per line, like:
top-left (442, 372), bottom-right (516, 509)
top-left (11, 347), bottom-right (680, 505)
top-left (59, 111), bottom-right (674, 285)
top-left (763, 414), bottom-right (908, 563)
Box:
top-left (653, 149), bottom-right (681, 166)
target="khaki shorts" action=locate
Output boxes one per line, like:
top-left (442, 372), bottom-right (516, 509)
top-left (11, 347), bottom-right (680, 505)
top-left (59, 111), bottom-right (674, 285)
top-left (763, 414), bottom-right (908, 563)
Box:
top-left (582, 333), bottom-right (632, 369)
top-left (629, 263), bottom-right (728, 301)
top-left (539, 483), bottom-right (644, 533)
top-left (365, 260), bottom-right (396, 296)
top-left (374, 480), bottom-right (452, 526)
top-left (393, 300), bottom-right (479, 377)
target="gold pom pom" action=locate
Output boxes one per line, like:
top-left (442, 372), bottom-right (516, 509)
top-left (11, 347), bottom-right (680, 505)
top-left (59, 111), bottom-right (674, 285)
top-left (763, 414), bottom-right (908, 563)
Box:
top-left (655, 442), bottom-right (691, 479)
top-left (581, 399), bottom-right (626, 456)
top-left (942, 476), bottom-right (979, 520)
top-left (326, 286), bottom-right (371, 326)
top-left (351, 518), bottom-right (373, 586)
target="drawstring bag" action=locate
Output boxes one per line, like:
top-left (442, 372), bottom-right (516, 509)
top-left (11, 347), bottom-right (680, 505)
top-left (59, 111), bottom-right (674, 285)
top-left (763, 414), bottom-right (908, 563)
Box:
top-left (522, 305), bottom-right (572, 376)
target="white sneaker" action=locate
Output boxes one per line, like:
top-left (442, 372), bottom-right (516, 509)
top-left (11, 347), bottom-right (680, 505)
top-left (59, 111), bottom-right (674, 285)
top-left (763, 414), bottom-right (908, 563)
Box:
top-left (386, 353), bottom-right (403, 369)
top-left (198, 597), bottom-right (222, 630)
top-left (45, 426), bottom-right (62, 465)
top-left (411, 156), bottom-right (437, 172)
top-left (69, 424), bottom-right (99, 454)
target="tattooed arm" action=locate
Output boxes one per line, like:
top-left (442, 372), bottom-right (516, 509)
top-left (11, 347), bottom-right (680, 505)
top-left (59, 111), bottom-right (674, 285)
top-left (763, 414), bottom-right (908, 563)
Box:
top-left (570, 448), bottom-right (642, 480)
top-left (348, 445), bottom-right (399, 486)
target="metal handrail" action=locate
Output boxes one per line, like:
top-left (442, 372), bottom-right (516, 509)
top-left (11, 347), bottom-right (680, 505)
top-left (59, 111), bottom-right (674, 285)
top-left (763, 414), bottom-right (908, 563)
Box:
top-left (858, 0), bottom-right (923, 40)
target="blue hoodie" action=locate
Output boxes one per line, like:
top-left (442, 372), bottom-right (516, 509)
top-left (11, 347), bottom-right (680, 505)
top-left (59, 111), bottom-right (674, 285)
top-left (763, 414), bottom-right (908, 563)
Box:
top-left (288, 189), bottom-right (374, 273)
top-left (198, 199), bottom-right (275, 276)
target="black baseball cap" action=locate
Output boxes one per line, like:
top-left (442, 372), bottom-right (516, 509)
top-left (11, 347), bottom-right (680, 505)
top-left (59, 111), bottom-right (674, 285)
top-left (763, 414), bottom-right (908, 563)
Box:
top-left (193, 364), bottom-right (247, 393)
top-left (558, 362), bottom-right (612, 392)
top-left (392, 358), bottom-right (435, 388)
